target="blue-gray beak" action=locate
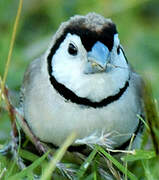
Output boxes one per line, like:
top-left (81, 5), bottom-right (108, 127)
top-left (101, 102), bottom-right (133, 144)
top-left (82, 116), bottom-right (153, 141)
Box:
top-left (87, 41), bottom-right (110, 71)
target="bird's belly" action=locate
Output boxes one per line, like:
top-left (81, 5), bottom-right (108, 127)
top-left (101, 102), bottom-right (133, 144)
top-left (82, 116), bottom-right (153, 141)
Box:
top-left (24, 85), bottom-right (140, 148)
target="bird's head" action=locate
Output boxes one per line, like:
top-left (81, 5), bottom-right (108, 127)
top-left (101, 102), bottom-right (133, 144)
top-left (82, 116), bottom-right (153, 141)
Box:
top-left (47, 13), bottom-right (129, 102)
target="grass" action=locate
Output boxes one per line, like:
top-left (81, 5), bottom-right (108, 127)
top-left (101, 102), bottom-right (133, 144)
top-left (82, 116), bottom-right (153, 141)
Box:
top-left (0, 0), bottom-right (23, 105)
top-left (0, 0), bottom-right (159, 179)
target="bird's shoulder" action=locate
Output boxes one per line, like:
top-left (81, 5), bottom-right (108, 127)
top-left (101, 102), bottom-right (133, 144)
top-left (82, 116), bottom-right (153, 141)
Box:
top-left (19, 56), bottom-right (44, 107)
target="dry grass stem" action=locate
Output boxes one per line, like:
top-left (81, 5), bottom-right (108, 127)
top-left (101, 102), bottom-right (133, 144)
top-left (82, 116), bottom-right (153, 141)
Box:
top-left (0, 0), bottom-right (23, 104)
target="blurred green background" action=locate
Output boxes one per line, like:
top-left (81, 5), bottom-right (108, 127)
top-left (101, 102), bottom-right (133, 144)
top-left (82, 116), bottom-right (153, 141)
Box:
top-left (0, 0), bottom-right (159, 175)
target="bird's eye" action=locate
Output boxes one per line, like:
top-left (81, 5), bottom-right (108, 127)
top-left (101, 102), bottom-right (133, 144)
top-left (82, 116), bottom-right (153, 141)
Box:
top-left (117, 45), bottom-right (120, 55)
top-left (68, 43), bottom-right (78, 56)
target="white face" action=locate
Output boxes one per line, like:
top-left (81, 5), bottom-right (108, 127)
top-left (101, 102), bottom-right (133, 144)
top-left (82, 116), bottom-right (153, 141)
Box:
top-left (52, 33), bottom-right (88, 80)
top-left (51, 33), bottom-right (129, 101)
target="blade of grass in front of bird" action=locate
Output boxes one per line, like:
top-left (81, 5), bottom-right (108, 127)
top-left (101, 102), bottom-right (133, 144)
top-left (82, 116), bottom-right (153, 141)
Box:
top-left (77, 146), bottom-right (98, 178)
top-left (40, 132), bottom-right (76, 180)
top-left (92, 160), bottom-right (97, 180)
top-left (7, 150), bottom-right (50, 180)
top-left (96, 145), bottom-right (137, 180)
top-left (124, 134), bottom-right (135, 180)
top-left (137, 114), bottom-right (150, 132)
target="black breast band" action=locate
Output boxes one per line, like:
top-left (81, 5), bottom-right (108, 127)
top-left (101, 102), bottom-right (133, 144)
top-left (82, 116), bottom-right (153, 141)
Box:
top-left (49, 74), bottom-right (130, 108)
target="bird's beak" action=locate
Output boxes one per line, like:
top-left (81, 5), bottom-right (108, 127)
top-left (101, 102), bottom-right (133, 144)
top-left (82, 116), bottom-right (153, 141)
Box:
top-left (87, 41), bottom-right (110, 71)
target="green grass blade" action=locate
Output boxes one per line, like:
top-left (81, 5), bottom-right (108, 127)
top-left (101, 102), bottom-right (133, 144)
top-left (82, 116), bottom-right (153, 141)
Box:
top-left (19, 149), bottom-right (40, 162)
top-left (40, 132), bottom-right (76, 180)
top-left (77, 147), bottom-right (98, 178)
top-left (85, 173), bottom-right (95, 180)
top-left (137, 114), bottom-right (150, 131)
top-left (121, 150), bottom-right (156, 162)
top-left (96, 145), bottom-right (137, 180)
top-left (0, 0), bottom-right (23, 104)
top-left (142, 160), bottom-right (155, 180)
top-left (8, 150), bottom-right (50, 180)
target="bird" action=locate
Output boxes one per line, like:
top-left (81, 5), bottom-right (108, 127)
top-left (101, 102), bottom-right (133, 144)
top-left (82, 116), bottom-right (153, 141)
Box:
top-left (18, 12), bottom-right (145, 151)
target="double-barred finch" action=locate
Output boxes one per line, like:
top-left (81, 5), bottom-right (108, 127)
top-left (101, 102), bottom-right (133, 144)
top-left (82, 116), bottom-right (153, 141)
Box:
top-left (19, 13), bottom-right (145, 151)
